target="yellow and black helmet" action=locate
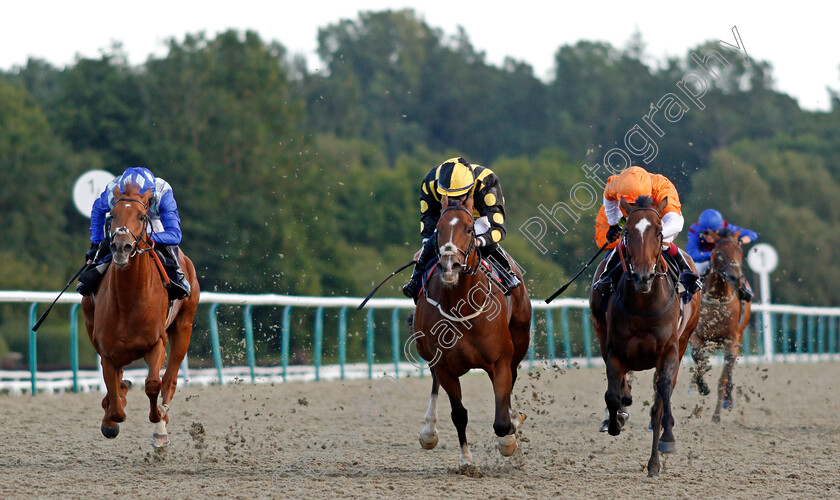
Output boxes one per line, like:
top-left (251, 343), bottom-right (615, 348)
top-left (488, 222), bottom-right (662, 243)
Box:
top-left (435, 157), bottom-right (475, 197)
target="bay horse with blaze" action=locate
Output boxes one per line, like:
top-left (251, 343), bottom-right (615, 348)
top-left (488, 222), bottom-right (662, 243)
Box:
top-left (690, 229), bottom-right (751, 422)
top-left (81, 181), bottom-right (200, 447)
top-left (589, 196), bottom-right (700, 477)
top-left (412, 197), bottom-right (531, 466)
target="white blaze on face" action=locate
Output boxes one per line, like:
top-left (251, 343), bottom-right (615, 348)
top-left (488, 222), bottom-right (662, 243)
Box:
top-left (635, 218), bottom-right (652, 239)
top-left (449, 218), bottom-right (459, 227)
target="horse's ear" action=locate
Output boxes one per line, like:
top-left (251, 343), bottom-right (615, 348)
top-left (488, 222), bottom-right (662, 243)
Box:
top-left (734, 229), bottom-right (742, 241)
top-left (464, 194), bottom-right (475, 212)
top-left (707, 230), bottom-right (722, 243)
top-left (441, 195), bottom-right (450, 207)
top-left (112, 185), bottom-right (121, 198)
top-left (655, 196), bottom-right (668, 215)
top-left (619, 197), bottom-right (632, 216)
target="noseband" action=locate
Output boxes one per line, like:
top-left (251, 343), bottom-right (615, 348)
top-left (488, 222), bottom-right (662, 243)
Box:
top-left (437, 205), bottom-right (478, 275)
top-left (110, 197), bottom-right (153, 257)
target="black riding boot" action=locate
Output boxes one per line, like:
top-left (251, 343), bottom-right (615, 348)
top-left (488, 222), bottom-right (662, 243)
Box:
top-left (594, 248), bottom-right (622, 296)
top-left (76, 240), bottom-right (110, 296)
top-left (76, 264), bottom-right (108, 296)
top-left (667, 246), bottom-right (701, 303)
top-left (738, 280), bottom-right (754, 302)
top-left (402, 235), bottom-right (438, 302)
top-left (159, 245), bottom-right (191, 300)
top-left (480, 243), bottom-right (521, 295)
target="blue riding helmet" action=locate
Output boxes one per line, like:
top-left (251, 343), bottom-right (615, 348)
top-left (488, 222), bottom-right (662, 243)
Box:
top-left (697, 209), bottom-right (724, 232)
top-left (118, 167), bottom-right (156, 195)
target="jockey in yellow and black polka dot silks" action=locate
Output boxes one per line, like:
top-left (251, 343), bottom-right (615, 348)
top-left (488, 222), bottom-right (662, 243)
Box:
top-left (403, 157), bottom-right (520, 301)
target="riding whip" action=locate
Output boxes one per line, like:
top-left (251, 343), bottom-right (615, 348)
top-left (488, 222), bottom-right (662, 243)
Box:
top-left (31, 262), bottom-right (92, 332)
top-left (357, 260), bottom-right (416, 310)
top-left (545, 241), bottom-right (611, 304)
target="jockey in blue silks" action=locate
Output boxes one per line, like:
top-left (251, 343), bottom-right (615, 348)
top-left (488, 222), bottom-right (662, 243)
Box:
top-left (76, 167), bottom-right (191, 300)
top-left (687, 209), bottom-right (757, 301)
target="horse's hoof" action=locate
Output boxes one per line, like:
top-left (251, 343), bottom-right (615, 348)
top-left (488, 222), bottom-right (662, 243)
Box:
top-left (617, 409), bottom-right (629, 428)
top-left (419, 431), bottom-right (438, 450)
top-left (658, 440), bottom-right (676, 454)
top-left (152, 433), bottom-right (170, 448)
top-left (101, 423), bottom-right (120, 439)
top-left (599, 419), bottom-right (609, 432)
top-left (498, 434), bottom-right (517, 456)
top-left (647, 470), bottom-right (660, 478)
top-left (712, 413), bottom-right (721, 424)
top-left (607, 420), bottom-right (621, 436)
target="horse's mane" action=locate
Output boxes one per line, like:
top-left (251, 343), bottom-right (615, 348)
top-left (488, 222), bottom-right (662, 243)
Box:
top-left (717, 228), bottom-right (734, 238)
top-left (634, 195), bottom-right (654, 208)
top-left (447, 198), bottom-right (461, 207)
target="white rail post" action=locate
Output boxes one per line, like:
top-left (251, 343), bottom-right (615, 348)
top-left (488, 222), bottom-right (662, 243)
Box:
top-left (747, 244), bottom-right (779, 363)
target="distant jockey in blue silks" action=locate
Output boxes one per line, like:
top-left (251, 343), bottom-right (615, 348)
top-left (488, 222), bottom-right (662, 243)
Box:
top-left (687, 209), bottom-right (757, 302)
top-left (76, 167), bottom-right (191, 300)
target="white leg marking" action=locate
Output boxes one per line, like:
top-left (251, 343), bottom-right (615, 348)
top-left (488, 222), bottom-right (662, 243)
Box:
top-left (152, 404), bottom-right (170, 448)
top-left (419, 393), bottom-right (439, 450)
top-left (460, 442), bottom-right (473, 465)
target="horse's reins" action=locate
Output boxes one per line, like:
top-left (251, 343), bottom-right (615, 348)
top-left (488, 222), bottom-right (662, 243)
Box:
top-left (614, 206), bottom-right (677, 318)
top-left (111, 197), bottom-right (170, 287)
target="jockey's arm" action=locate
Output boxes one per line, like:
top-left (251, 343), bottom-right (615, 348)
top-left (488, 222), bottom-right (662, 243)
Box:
top-left (419, 175), bottom-right (441, 242)
top-left (474, 171), bottom-right (506, 247)
top-left (89, 186), bottom-right (114, 244)
top-left (728, 223), bottom-right (758, 244)
top-left (686, 227), bottom-right (711, 262)
top-left (661, 211), bottom-right (684, 243)
top-left (151, 191), bottom-right (183, 246)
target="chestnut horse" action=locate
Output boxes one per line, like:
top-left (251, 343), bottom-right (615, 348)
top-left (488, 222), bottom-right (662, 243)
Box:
top-left (690, 229), bottom-right (751, 422)
top-left (81, 182), bottom-right (200, 447)
top-left (589, 196), bottom-right (700, 477)
top-left (412, 198), bottom-right (531, 466)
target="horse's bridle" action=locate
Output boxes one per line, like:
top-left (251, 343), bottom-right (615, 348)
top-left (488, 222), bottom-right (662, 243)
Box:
top-left (708, 238), bottom-right (744, 288)
top-left (613, 206), bottom-right (677, 318)
top-left (437, 205), bottom-right (479, 275)
top-left (110, 197), bottom-right (154, 257)
top-left (620, 207), bottom-right (667, 280)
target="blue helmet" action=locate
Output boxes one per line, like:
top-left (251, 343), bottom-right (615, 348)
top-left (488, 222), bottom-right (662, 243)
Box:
top-left (698, 209), bottom-right (724, 232)
top-left (118, 167), bottom-right (156, 195)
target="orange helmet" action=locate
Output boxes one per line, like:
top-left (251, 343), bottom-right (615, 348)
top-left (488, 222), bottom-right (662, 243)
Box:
top-left (614, 166), bottom-right (652, 203)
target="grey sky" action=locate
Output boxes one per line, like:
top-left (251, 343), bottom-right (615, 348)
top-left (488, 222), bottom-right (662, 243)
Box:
top-left (2, 1), bottom-right (837, 110)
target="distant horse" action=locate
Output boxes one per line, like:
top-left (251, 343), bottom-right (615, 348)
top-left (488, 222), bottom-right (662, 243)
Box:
top-left (81, 182), bottom-right (200, 447)
top-left (589, 196), bottom-right (700, 477)
top-left (412, 198), bottom-right (531, 466)
top-left (690, 229), bottom-right (751, 422)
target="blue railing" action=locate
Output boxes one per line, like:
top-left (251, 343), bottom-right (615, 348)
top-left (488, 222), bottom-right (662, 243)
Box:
top-left (2, 291), bottom-right (840, 394)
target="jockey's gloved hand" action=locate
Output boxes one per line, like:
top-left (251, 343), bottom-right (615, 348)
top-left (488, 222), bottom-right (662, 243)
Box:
top-left (606, 225), bottom-right (622, 242)
top-left (85, 242), bottom-right (99, 262)
top-left (476, 235), bottom-right (486, 248)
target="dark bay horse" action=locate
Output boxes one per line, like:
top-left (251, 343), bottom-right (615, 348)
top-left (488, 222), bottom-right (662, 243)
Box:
top-left (690, 229), bottom-right (751, 422)
top-left (589, 196), bottom-right (700, 477)
top-left (81, 182), bottom-right (200, 447)
top-left (412, 198), bottom-right (531, 466)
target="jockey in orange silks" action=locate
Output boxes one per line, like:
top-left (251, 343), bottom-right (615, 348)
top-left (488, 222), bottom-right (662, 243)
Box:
top-left (593, 166), bottom-right (701, 303)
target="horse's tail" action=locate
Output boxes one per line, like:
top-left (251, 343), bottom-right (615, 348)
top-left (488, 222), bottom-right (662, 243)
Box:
top-left (406, 312), bottom-right (414, 329)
